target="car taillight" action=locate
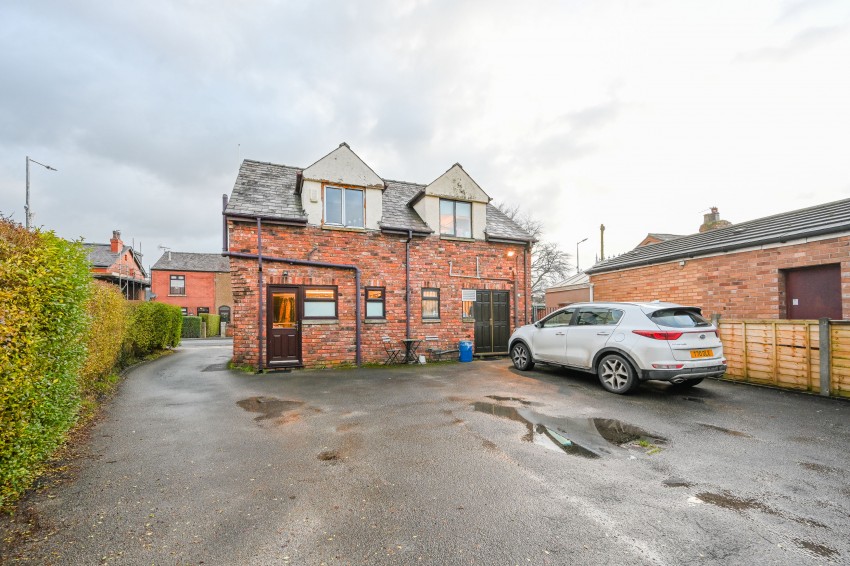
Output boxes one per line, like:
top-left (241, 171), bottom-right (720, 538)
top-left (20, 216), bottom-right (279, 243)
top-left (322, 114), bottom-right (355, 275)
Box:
top-left (633, 330), bottom-right (683, 340)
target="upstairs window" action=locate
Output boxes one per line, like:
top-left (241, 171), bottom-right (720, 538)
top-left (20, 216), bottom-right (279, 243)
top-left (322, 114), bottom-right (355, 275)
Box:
top-left (440, 199), bottom-right (472, 238)
top-left (170, 274), bottom-right (185, 295)
top-left (325, 186), bottom-right (364, 228)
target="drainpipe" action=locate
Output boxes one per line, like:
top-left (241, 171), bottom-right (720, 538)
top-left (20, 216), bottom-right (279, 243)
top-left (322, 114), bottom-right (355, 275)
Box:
top-left (406, 230), bottom-right (412, 339)
top-left (222, 194), bottom-right (229, 252)
top-left (257, 218), bottom-right (264, 372)
top-left (224, 250), bottom-right (362, 366)
top-left (523, 245), bottom-right (529, 324)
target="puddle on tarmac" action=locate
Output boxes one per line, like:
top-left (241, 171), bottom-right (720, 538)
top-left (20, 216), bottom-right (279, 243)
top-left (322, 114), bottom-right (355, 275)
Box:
top-left (472, 401), bottom-right (666, 458)
top-left (695, 491), bottom-right (778, 515)
top-left (237, 397), bottom-right (304, 422)
top-left (663, 478), bottom-right (695, 488)
top-left (698, 423), bottom-right (753, 438)
top-left (799, 462), bottom-right (837, 474)
top-left (485, 395), bottom-right (543, 407)
top-left (794, 539), bottom-right (839, 559)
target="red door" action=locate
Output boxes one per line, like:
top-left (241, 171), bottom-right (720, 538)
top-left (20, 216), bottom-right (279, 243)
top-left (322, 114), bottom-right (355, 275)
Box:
top-left (786, 264), bottom-right (842, 320)
top-left (267, 286), bottom-right (301, 366)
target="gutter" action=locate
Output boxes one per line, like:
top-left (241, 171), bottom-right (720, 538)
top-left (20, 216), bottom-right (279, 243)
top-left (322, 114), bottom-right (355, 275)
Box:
top-left (225, 211), bottom-right (308, 226)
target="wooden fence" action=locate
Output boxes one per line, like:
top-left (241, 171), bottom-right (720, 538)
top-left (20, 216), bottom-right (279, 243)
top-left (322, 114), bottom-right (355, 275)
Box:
top-left (717, 319), bottom-right (850, 399)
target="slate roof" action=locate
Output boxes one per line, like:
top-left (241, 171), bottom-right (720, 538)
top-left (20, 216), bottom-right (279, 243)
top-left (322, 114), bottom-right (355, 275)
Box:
top-left (226, 159), bottom-right (534, 243)
top-left (586, 197), bottom-right (850, 275)
top-left (225, 160), bottom-right (307, 222)
top-left (549, 272), bottom-right (590, 289)
top-left (82, 243), bottom-right (125, 268)
top-left (644, 233), bottom-right (684, 243)
top-left (152, 252), bottom-right (230, 272)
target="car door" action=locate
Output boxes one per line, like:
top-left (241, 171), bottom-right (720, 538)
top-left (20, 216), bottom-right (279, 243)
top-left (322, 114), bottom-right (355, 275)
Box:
top-left (531, 308), bottom-right (576, 363)
top-left (564, 307), bottom-right (623, 369)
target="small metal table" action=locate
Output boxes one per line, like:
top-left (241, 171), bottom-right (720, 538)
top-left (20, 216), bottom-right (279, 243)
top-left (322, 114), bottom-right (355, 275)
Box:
top-left (400, 338), bottom-right (423, 363)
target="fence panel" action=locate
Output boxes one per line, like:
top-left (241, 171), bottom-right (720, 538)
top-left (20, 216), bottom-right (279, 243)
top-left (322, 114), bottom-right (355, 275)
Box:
top-left (719, 320), bottom-right (819, 393)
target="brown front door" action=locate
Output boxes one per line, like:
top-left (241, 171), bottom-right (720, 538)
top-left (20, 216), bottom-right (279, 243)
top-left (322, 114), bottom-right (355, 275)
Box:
top-left (474, 290), bottom-right (510, 354)
top-left (267, 286), bottom-right (301, 366)
top-left (786, 264), bottom-right (842, 320)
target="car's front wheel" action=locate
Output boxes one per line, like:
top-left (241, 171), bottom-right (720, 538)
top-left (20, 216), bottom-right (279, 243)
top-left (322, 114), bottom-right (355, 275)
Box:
top-left (510, 342), bottom-right (534, 371)
top-left (597, 354), bottom-right (639, 394)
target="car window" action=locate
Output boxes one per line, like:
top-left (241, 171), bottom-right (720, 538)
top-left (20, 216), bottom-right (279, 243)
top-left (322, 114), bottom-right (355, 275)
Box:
top-left (542, 309), bottom-right (575, 328)
top-left (576, 307), bottom-right (622, 326)
top-left (650, 308), bottom-right (710, 328)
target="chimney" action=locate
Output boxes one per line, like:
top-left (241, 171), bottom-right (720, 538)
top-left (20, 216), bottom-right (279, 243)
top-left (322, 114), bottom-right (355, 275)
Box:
top-left (699, 207), bottom-right (731, 233)
top-left (110, 230), bottom-right (123, 253)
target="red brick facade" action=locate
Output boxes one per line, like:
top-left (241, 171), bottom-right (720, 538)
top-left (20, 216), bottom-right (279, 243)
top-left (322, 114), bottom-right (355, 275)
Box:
top-left (229, 221), bottom-right (531, 368)
top-left (151, 270), bottom-right (220, 315)
top-left (590, 236), bottom-right (850, 319)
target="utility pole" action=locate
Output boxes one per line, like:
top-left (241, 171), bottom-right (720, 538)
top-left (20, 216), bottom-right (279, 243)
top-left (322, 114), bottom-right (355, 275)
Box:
top-left (25, 156), bottom-right (57, 229)
top-left (600, 224), bottom-right (606, 260)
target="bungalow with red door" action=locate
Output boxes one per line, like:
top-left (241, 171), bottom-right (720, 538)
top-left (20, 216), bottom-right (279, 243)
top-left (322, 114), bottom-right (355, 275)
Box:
top-left (223, 143), bottom-right (535, 370)
top-left (585, 199), bottom-right (850, 320)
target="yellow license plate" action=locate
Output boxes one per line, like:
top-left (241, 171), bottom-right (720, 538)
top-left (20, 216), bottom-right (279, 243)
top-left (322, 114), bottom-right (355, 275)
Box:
top-left (690, 349), bottom-right (713, 359)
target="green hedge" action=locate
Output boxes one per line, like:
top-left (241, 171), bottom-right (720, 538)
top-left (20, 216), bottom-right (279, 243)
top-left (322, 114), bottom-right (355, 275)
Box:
top-left (199, 313), bottom-right (221, 337)
top-left (123, 302), bottom-right (182, 360)
top-left (81, 282), bottom-right (128, 393)
top-left (182, 316), bottom-right (202, 338)
top-left (0, 221), bottom-right (91, 507)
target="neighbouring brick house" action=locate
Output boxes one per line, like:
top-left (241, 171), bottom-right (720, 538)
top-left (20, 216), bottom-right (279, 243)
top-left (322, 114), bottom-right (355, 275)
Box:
top-left (82, 230), bottom-right (149, 300)
top-left (151, 252), bottom-right (233, 322)
top-left (585, 199), bottom-right (850, 320)
top-left (544, 272), bottom-right (591, 310)
top-left (224, 143), bottom-right (534, 369)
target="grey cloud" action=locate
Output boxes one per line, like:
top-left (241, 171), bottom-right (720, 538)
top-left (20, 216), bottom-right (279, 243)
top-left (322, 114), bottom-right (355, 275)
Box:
top-left (736, 24), bottom-right (847, 62)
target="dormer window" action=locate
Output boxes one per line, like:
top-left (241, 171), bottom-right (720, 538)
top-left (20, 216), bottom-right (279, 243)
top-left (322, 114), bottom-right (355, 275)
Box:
top-left (440, 199), bottom-right (472, 238)
top-left (325, 186), bottom-right (364, 228)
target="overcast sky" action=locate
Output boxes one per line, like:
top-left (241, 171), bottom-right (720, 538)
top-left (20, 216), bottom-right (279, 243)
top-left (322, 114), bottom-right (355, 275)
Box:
top-left (2, 0), bottom-right (849, 273)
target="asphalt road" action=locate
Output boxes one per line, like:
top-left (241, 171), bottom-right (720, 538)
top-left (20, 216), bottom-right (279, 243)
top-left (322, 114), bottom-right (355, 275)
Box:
top-left (2, 339), bottom-right (848, 565)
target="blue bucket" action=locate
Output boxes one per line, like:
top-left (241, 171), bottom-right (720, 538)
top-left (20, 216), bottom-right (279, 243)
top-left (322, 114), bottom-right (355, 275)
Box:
top-left (459, 340), bottom-right (473, 362)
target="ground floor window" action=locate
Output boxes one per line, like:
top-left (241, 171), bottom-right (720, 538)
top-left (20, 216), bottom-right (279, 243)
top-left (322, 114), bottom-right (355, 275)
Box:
top-left (197, 306), bottom-right (209, 315)
top-left (365, 287), bottom-right (385, 319)
top-left (218, 305), bottom-right (231, 322)
top-left (422, 288), bottom-right (440, 319)
top-left (180, 307), bottom-right (188, 316)
top-left (304, 287), bottom-right (338, 318)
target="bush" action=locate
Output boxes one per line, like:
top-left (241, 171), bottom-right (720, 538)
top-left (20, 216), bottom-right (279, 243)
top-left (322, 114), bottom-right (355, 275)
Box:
top-left (123, 302), bottom-right (182, 361)
top-left (199, 313), bottom-right (221, 337)
top-left (80, 282), bottom-right (128, 394)
top-left (0, 220), bottom-right (91, 507)
top-left (182, 316), bottom-right (202, 338)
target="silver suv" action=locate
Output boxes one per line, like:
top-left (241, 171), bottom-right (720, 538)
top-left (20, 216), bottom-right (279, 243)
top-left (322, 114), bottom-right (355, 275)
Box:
top-left (508, 301), bottom-right (727, 394)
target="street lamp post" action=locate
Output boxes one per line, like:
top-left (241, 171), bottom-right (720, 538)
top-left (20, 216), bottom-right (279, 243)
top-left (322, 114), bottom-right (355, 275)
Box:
top-left (25, 156), bottom-right (57, 229)
top-left (576, 237), bottom-right (588, 273)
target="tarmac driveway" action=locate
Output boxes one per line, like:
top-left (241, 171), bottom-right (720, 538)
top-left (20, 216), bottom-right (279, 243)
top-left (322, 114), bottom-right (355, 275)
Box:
top-left (2, 339), bottom-right (849, 565)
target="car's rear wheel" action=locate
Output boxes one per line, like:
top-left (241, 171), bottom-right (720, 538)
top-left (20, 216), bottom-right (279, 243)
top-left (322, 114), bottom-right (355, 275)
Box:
top-left (597, 354), bottom-right (639, 394)
top-left (670, 377), bottom-right (704, 389)
top-left (511, 342), bottom-right (534, 371)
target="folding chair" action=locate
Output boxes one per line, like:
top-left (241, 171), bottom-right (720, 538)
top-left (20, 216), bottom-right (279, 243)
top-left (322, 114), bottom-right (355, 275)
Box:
top-left (382, 336), bottom-right (402, 365)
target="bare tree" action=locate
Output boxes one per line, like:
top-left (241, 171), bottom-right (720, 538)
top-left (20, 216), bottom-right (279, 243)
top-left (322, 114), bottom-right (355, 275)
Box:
top-left (496, 202), bottom-right (573, 301)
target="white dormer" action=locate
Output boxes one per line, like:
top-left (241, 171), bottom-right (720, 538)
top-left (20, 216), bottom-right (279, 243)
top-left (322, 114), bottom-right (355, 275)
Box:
top-left (301, 143), bottom-right (384, 230)
top-left (412, 164), bottom-right (490, 239)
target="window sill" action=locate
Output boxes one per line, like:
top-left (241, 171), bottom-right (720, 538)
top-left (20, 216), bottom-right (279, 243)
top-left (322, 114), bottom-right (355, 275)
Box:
top-left (364, 319), bottom-right (387, 324)
top-left (322, 225), bottom-right (367, 233)
top-left (169, 294), bottom-right (187, 297)
top-left (440, 235), bottom-right (476, 242)
top-left (302, 319), bottom-right (339, 326)
top-left (422, 319), bottom-right (441, 324)
top-left (462, 317), bottom-right (475, 323)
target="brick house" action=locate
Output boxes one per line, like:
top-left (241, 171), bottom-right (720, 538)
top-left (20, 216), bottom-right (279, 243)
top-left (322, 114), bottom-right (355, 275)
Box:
top-left (544, 272), bottom-right (591, 310)
top-left (585, 198), bottom-right (850, 320)
top-left (151, 252), bottom-right (233, 322)
top-left (223, 143), bottom-right (534, 369)
top-left (82, 230), bottom-right (149, 300)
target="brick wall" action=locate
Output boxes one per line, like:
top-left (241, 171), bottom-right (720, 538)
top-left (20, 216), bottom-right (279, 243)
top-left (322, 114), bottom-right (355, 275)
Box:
top-left (590, 236), bottom-right (850, 319)
top-left (544, 286), bottom-right (591, 309)
top-left (151, 270), bottom-right (218, 315)
top-left (229, 220), bottom-right (531, 368)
